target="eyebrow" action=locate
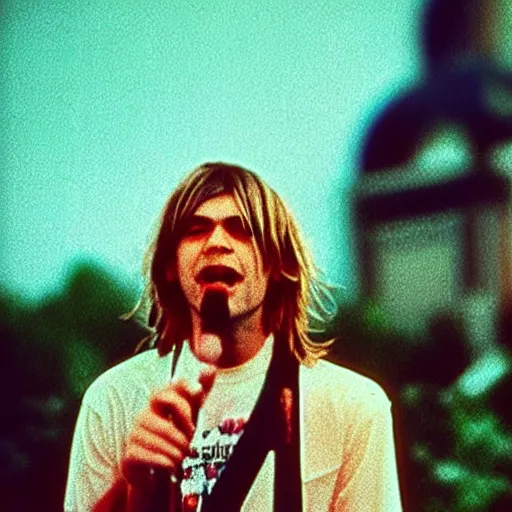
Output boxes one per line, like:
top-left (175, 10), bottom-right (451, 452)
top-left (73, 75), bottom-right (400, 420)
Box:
top-left (183, 214), bottom-right (252, 238)
top-left (188, 214), bottom-right (243, 224)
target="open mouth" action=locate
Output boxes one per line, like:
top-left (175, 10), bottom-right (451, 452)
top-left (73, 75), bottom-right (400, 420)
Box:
top-left (196, 265), bottom-right (243, 287)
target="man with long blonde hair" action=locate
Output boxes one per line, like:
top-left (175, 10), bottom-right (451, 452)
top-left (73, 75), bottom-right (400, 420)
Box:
top-left (65, 162), bottom-right (401, 511)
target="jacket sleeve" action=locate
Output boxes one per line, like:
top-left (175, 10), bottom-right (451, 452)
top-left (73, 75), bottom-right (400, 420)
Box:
top-left (332, 390), bottom-right (402, 512)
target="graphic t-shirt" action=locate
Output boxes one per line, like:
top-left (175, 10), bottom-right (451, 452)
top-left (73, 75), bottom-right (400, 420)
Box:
top-left (171, 337), bottom-right (273, 511)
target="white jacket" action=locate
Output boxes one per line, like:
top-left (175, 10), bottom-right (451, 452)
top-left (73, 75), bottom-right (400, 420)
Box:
top-left (65, 347), bottom-right (402, 511)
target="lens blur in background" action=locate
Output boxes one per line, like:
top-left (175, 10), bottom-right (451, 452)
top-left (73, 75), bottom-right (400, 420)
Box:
top-left (1, 0), bottom-right (511, 509)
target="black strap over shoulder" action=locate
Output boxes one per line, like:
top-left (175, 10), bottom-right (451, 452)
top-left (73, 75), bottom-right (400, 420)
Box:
top-left (202, 333), bottom-right (303, 512)
top-left (151, 334), bottom-right (303, 512)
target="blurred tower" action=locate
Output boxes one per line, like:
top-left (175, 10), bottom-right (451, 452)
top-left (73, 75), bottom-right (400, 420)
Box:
top-left (355, 0), bottom-right (512, 355)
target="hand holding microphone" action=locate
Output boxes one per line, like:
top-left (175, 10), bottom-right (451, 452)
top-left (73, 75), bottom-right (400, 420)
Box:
top-left (120, 290), bottom-right (230, 508)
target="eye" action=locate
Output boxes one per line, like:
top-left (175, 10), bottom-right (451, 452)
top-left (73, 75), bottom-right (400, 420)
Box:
top-left (182, 219), bottom-right (211, 237)
top-left (224, 217), bottom-right (252, 239)
top-left (187, 225), bottom-right (207, 235)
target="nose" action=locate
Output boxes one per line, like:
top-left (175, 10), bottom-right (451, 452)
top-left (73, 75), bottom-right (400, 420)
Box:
top-left (204, 224), bottom-right (233, 254)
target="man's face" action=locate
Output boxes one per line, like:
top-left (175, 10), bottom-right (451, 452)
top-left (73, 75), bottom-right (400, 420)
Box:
top-left (172, 193), bottom-right (270, 325)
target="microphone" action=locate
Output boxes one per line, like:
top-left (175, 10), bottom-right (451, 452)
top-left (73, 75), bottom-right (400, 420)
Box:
top-left (195, 289), bottom-right (230, 365)
top-left (158, 291), bottom-right (230, 511)
top-left (200, 288), bottom-right (230, 335)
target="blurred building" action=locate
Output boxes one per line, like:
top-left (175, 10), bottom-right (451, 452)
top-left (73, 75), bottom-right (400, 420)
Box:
top-left (350, 4), bottom-right (512, 509)
top-left (354, 0), bottom-right (512, 360)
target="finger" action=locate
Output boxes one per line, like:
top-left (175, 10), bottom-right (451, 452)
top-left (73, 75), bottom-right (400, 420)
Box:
top-left (153, 380), bottom-right (201, 410)
top-left (173, 371), bottom-right (216, 419)
top-left (139, 412), bottom-right (191, 453)
top-left (130, 427), bottom-right (187, 467)
top-left (125, 445), bottom-right (175, 470)
top-left (172, 377), bottom-right (208, 400)
top-left (150, 387), bottom-right (196, 437)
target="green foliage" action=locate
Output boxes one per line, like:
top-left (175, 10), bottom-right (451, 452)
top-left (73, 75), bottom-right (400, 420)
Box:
top-left (0, 257), bottom-right (146, 510)
top-left (438, 393), bottom-right (512, 511)
top-left (328, 297), bottom-right (511, 511)
top-left (63, 336), bottom-right (106, 398)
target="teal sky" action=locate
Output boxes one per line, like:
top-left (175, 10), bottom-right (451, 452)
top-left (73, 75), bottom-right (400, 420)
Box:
top-left (2, 0), bottom-right (424, 300)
